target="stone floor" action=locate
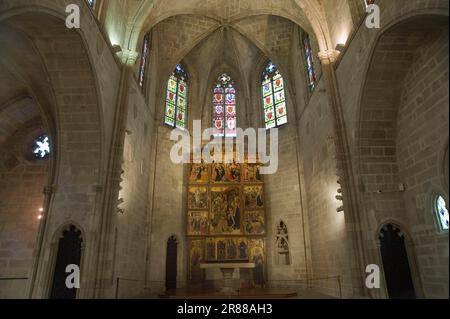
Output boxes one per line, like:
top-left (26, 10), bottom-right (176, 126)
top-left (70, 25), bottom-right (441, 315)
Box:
top-left (136, 288), bottom-right (336, 299)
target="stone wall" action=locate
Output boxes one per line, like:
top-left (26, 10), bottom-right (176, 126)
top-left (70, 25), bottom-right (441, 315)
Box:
top-left (114, 78), bottom-right (154, 298)
top-left (0, 161), bottom-right (47, 298)
top-left (397, 27), bottom-right (449, 298)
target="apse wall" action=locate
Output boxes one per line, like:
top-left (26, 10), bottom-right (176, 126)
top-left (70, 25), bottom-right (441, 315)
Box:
top-left (145, 126), bottom-right (187, 294)
top-left (263, 124), bottom-right (309, 286)
top-left (396, 28), bottom-right (449, 298)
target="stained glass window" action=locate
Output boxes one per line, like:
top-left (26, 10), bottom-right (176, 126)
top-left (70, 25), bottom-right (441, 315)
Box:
top-left (87, 0), bottom-right (96, 8)
top-left (164, 64), bottom-right (188, 129)
top-left (32, 134), bottom-right (51, 159)
top-left (138, 33), bottom-right (151, 88)
top-left (213, 73), bottom-right (236, 137)
top-left (302, 32), bottom-right (317, 92)
top-left (435, 195), bottom-right (449, 231)
top-left (262, 61), bottom-right (288, 129)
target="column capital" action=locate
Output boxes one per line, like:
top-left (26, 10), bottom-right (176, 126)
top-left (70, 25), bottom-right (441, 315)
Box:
top-left (318, 49), bottom-right (341, 64)
top-left (120, 49), bottom-right (140, 66)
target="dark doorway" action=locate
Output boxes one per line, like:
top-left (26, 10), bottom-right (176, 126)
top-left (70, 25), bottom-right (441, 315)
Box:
top-left (379, 224), bottom-right (416, 299)
top-left (165, 235), bottom-right (178, 291)
top-left (50, 225), bottom-right (83, 299)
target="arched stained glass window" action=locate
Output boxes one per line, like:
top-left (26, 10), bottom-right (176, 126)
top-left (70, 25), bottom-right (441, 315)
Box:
top-left (213, 73), bottom-right (236, 137)
top-left (262, 61), bottom-right (287, 129)
top-left (164, 64), bottom-right (188, 129)
top-left (138, 33), bottom-right (151, 88)
top-left (435, 195), bottom-right (449, 231)
top-left (302, 32), bottom-right (317, 92)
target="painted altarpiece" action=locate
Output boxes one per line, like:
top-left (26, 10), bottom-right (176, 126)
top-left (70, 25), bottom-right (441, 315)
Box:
top-left (186, 150), bottom-right (267, 287)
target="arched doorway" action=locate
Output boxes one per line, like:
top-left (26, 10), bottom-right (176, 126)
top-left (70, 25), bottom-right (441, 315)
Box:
top-left (379, 224), bottom-right (416, 299)
top-left (50, 226), bottom-right (83, 299)
top-left (165, 235), bottom-right (178, 291)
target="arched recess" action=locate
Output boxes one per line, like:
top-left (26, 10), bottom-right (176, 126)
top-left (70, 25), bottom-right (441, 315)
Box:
top-left (375, 222), bottom-right (422, 299)
top-left (0, 8), bottom-right (105, 298)
top-left (357, 12), bottom-right (449, 298)
top-left (275, 221), bottom-right (291, 266)
top-left (165, 235), bottom-right (178, 291)
top-left (49, 224), bottom-right (85, 299)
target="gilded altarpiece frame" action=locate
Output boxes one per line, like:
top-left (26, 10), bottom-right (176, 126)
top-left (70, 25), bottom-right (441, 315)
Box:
top-left (187, 149), bottom-right (267, 287)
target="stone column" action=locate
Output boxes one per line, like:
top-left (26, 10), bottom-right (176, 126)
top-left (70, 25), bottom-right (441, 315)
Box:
top-left (28, 185), bottom-right (56, 298)
top-left (318, 49), bottom-right (369, 298)
top-left (220, 268), bottom-right (237, 294)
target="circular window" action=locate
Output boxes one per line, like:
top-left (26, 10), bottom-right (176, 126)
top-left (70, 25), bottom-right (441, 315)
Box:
top-left (32, 134), bottom-right (51, 159)
top-left (435, 195), bottom-right (449, 232)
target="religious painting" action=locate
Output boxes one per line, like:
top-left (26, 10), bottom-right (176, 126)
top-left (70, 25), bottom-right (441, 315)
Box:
top-left (225, 162), bottom-right (241, 183)
top-left (225, 238), bottom-right (239, 260)
top-left (216, 238), bottom-right (227, 261)
top-left (188, 186), bottom-right (208, 210)
top-left (248, 239), bottom-right (266, 286)
top-left (189, 239), bottom-right (204, 282)
top-left (205, 237), bottom-right (216, 261)
top-left (243, 211), bottom-right (266, 235)
top-left (234, 237), bottom-right (249, 260)
top-left (243, 185), bottom-right (264, 209)
top-left (189, 162), bottom-right (209, 183)
top-left (205, 237), bottom-right (248, 261)
top-left (243, 164), bottom-right (263, 182)
top-left (210, 186), bottom-right (242, 235)
top-left (211, 163), bottom-right (226, 182)
top-left (187, 211), bottom-right (209, 236)
top-left (211, 162), bottom-right (241, 183)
